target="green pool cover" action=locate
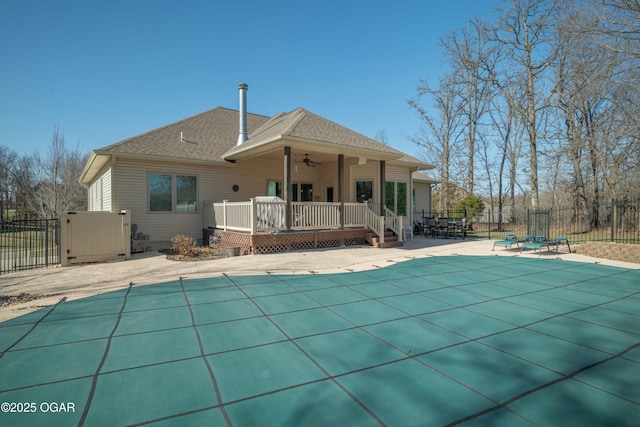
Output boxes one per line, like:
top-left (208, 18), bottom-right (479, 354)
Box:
top-left (1, 256), bottom-right (638, 426)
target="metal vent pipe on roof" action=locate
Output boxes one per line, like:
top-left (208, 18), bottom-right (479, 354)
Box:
top-left (237, 83), bottom-right (248, 146)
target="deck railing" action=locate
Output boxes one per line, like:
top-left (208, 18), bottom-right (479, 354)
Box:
top-left (384, 206), bottom-right (404, 242)
top-left (211, 201), bottom-right (255, 233)
top-left (205, 199), bottom-right (395, 243)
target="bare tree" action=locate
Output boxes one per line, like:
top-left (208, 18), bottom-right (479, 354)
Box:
top-left (487, 0), bottom-right (558, 209)
top-left (599, 0), bottom-right (640, 61)
top-left (0, 146), bottom-right (17, 224)
top-left (552, 1), bottom-right (640, 228)
top-left (486, 87), bottom-right (525, 229)
top-left (373, 129), bottom-right (389, 145)
top-left (409, 75), bottom-right (465, 212)
top-left (409, 0), bottom-right (639, 215)
top-left (16, 126), bottom-right (88, 218)
top-left (442, 17), bottom-right (494, 195)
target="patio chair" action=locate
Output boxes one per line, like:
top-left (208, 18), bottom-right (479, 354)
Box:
top-left (450, 218), bottom-right (467, 239)
top-left (413, 220), bottom-right (425, 234)
top-left (436, 218), bottom-right (450, 238)
top-left (521, 235), bottom-right (556, 255)
top-left (424, 217), bottom-right (437, 238)
top-left (403, 225), bottom-right (413, 241)
top-left (492, 233), bottom-right (526, 251)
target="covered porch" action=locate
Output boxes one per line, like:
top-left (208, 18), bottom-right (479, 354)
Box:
top-left (211, 106), bottom-right (432, 253)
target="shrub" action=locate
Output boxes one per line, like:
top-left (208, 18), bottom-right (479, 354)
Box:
top-left (171, 234), bottom-right (197, 257)
top-left (452, 195), bottom-right (486, 230)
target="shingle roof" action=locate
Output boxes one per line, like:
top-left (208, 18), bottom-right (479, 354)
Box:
top-left (94, 107), bottom-right (269, 163)
top-left (82, 105), bottom-right (433, 184)
top-left (222, 108), bottom-right (406, 159)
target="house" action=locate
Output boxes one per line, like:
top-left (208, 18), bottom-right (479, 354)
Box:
top-left (80, 84), bottom-right (435, 252)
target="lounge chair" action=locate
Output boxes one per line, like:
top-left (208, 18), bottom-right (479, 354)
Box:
top-left (556, 237), bottom-right (571, 253)
top-left (492, 233), bottom-right (525, 251)
top-left (521, 235), bottom-right (555, 255)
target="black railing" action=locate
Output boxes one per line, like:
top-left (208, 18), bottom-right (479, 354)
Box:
top-left (0, 218), bottom-right (61, 274)
top-left (415, 197), bottom-right (640, 244)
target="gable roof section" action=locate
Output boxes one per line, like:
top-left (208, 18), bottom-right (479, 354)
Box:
top-left (97, 107), bottom-right (268, 161)
top-left (222, 108), bottom-right (407, 161)
top-left (412, 171), bottom-right (439, 184)
top-left (81, 107), bottom-right (269, 184)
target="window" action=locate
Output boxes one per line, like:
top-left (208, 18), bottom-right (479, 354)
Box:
top-left (385, 181), bottom-right (407, 216)
top-left (356, 180), bottom-right (373, 203)
top-left (385, 181), bottom-right (395, 211)
top-left (176, 175), bottom-right (197, 212)
top-left (267, 181), bottom-right (313, 201)
top-left (267, 181), bottom-right (282, 198)
top-left (149, 173), bottom-right (197, 212)
top-left (149, 174), bottom-right (172, 212)
top-left (300, 183), bottom-right (313, 202)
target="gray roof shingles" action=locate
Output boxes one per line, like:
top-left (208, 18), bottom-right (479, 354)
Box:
top-left (95, 107), bottom-right (269, 163)
top-left (92, 106), bottom-right (430, 168)
top-left (223, 108), bottom-right (407, 159)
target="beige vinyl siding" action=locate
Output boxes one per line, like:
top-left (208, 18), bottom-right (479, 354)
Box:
top-left (414, 182), bottom-right (432, 216)
top-left (89, 166), bottom-right (112, 212)
top-left (385, 164), bottom-right (411, 183)
top-left (110, 156), bottom-right (408, 243)
top-left (112, 158), bottom-right (287, 242)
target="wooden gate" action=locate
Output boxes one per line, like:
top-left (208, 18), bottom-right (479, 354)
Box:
top-left (60, 211), bottom-right (131, 266)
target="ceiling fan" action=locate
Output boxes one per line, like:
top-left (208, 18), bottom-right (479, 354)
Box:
top-left (302, 154), bottom-right (320, 167)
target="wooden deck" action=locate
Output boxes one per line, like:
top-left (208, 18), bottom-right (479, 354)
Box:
top-left (204, 199), bottom-right (407, 247)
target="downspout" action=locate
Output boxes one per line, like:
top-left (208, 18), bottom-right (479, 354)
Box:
top-left (110, 155), bottom-right (116, 213)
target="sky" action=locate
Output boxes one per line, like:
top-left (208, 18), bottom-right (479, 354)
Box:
top-left (0, 0), bottom-right (499, 160)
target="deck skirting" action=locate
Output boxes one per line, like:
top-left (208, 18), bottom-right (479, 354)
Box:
top-left (203, 228), bottom-right (370, 255)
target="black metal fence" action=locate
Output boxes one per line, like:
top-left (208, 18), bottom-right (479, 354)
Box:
top-left (417, 197), bottom-right (640, 245)
top-left (0, 218), bottom-right (61, 275)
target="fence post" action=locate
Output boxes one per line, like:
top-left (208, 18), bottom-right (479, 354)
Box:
top-left (45, 219), bottom-right (49, 268)
top-left (488, 209), bottom-right (491, 239)
top-left (60, 213), bottom-right (69, 267)
top-left (611, 198), bottom-right (615, 242)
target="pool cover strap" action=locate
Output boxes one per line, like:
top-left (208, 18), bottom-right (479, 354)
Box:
top-left (77, 283), bottom-right (132, 427)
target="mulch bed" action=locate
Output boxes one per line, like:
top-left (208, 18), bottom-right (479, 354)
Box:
top-left (0, 293), bottom-right (58, 309)
top-left (160, 247), bottom-right (226, 262)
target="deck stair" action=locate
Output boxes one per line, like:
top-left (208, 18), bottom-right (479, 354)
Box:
top-left (366, 229), bottom-right (404, 248)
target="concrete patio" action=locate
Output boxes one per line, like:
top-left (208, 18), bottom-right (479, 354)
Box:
top-left (1, 237), bottom-right (638, 426)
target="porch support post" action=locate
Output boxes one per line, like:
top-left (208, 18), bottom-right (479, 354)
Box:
top-left (338, 154), bottom-right (344, 229)
top-left (284, 146), bottom-right (292, 230)
top-left (379, 160), bottom-right (386, 215)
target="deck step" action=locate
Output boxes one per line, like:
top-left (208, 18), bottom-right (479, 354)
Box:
top-left (366, 230), bottom-right (404, 248)
top-left (378, 240), bottom-right (404, 248)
